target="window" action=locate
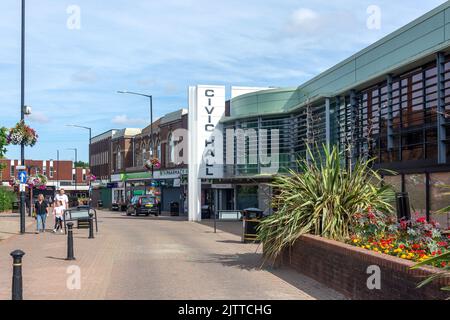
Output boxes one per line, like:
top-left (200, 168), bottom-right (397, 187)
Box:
top-left (50, 166), bottom-right (54, 178)
top-left (10, 165), bottom-right (14, 177)
top-left (83, 173), bottom-right (86, 181)
top-left (405, 174), bottom-right (426, 216)
top-left (430, 173), bottom-right (450, 229)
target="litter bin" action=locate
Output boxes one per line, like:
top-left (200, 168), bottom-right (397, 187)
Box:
top-left (242, 208), bottom-right (264, 243)
top-left (201, 205), bottom-right (211, 219)
top-left (12, 201), bottom-right (19, 213)
top-left (170, 201), bottom-right (180, 216)
top-left (395, 192), bottom-right (411, 222)
top-left (97, 200), bottom-right (103, 209)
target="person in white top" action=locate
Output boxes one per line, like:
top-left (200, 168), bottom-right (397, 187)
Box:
top-left (52, 200), bottom-right (65, 233)
top-left (54, 188), bottom-right (69, 209)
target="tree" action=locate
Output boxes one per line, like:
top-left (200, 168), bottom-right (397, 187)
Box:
top-left (0, 127), bottom-right (8, 171)
top-left (74, 161), bottom-right (89, 168)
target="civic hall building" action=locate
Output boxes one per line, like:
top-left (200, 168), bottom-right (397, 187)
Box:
top-left (198, 3), bottom-right (450, 229)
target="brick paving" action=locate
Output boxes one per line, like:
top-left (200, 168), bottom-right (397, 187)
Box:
top-left (0, 210), bottom-right (345, 300)
top-left (0, 214), bottom-right (34, 241)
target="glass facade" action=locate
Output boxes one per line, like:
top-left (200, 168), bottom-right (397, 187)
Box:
top-left (223, 54), bottom-right (450, 229)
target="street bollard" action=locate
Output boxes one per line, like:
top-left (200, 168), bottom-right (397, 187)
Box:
top-left (88, 212), bottom-right (94, 239)
top-left (10, 250), bottom-right (25, 300)
top-left (66, 222), bottom-right (76, 261)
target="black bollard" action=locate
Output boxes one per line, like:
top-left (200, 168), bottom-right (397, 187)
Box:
top-left (88, 212), bottom-right (94, 239)
top-left (66, 222), bottom-right (76, 261)
top-left (10, 250), bottom-right (25, 300)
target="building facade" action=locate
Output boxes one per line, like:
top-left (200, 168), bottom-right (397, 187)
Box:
top-left (210, 2), bottom-right (450, 228)
top-left (90, 111), bottom-right (189, 214)
top-left (0, 159), bottom-right (90, 202)
top-left (119, 109), bottom-right (189, 214)
top-left (90, 129), bottom-right (118, 182)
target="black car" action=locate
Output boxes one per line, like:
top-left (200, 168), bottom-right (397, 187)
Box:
top-left (126, 196), bottom-right (159, 216)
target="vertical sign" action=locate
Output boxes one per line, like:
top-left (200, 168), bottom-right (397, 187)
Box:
top-left (188, 85), bottom-right (226, 222)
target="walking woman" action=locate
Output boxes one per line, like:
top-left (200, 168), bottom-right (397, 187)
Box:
top-left (35, 194), bottom-right (49, 233)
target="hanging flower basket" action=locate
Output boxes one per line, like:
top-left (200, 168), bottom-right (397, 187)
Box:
top-left (88, 174), bottom-right (97, 182)
top-left (26, 174), bottom-right (47, 190)
top-left (7, 121), bottom-right (38, 147)
top-left (145, 158), bottom-right (161, 170)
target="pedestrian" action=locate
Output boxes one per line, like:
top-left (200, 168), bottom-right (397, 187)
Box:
top-left (52, 200), bottom-right (65, 233)
top-left (54, 188), bottom-right (69, 209)
top-left (34, 194), bottom-right (49, 234)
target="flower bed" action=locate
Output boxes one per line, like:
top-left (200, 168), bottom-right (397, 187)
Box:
top-left (348, 207), bottom-right (449, 266)
top-left (271, 234), bottom-right (450, 300)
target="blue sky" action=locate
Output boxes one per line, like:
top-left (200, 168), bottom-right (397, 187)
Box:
top-left (0, 0), bottom-right (447, 162)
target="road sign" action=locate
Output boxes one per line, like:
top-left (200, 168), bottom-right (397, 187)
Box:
top-left (19, 184), bottom-right (26, 192)
top-left (18, 171), bottom-right (27, 184)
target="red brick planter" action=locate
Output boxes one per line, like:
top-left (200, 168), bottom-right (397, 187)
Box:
top-left (271, 234), bottom-right (449, 300)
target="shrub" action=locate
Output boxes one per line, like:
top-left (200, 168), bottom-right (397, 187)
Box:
top-left (0, 187), bottom-right (17, 212)
top-left (258, 145), bottom-right (395, 262)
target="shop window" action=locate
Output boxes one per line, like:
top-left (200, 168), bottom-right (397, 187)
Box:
top-left (236, 186), bottom-right (258, 210)
top-left (429, 173), bottom-right (450, 229)
top-left (405, 174), bottom-right (426, 216)
top-left (383, 174), bottom-right (402, 206)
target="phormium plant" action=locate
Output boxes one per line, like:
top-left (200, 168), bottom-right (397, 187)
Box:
top-left (258, 144), bottom-right (395, 262)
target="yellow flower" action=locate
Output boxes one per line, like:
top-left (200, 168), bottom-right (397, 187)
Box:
top-left (365, 245), bottom-right (371, 249)
top-left (384, 250), bottom-right (389, 254)
top-left (373, 248), bottom-right (379, 252)
top-left (401, 254), bottom-right (407, 259)
top-left (353, 239), bottom-right (359, 243)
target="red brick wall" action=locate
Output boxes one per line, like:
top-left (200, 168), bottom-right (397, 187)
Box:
top-left (0, 160), bottom-right (74, 182)
top-left (273, 235), bottom-right (449, 300)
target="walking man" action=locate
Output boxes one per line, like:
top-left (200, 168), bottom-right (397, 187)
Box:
top-left (54, 188), bottom-right (69, 209)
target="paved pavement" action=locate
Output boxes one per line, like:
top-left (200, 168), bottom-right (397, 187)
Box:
top-left (0, 210), bottom-right (345, 300)
top-left (0, 214), bottom-right (34, 241)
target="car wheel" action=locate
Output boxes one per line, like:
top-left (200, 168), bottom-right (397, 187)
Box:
top-left (134, 209), bottom-right (139, 216)
top-left (126, 209), bottom-right (131, 216)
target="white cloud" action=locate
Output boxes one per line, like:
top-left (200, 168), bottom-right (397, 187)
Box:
top-left (111, 115), bottom-right (147, 126)
top-left (288, 8), bottom-right (321, 32)
top-left (26, 112), bottom-right (50, 124)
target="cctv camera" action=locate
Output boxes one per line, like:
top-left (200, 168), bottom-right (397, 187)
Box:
top-left (23, 105), bottom-right (32, 115)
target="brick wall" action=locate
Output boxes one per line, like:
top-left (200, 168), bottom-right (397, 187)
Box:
top-left (273, 235), bottom-right (449, 300)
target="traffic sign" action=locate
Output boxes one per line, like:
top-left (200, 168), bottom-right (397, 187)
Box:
top-left (18, 171), bottom-right (27, 184)
top-left (19, 184), bottom-right (26, 192)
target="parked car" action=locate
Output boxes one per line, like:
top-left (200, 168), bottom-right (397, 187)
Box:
top-left (111, 203), bottom-right (120, 211)
top-left (126, 196), bottom-right (159, 216)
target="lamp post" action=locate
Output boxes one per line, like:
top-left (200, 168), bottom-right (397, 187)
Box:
top-left (56, 150), bottom-right (60, 190)
top-left (26, 164), bottom-right (39, 217)
top-left (66, 125), bottom-right (92, 206)
top-left (117, 91), bottom-right (154, 176)
top-left (19, 0), bottom-right (26, 234)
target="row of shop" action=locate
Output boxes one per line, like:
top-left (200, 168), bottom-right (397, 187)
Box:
top-left (91, 167), bottom-right (273, 217)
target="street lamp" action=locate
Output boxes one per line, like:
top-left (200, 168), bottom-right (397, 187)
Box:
top-left (19, 0), bottom-right (26, 234)
top-left (66, 125), bottom-right (92, 206)
top-left (117, 91), bottom-right (154, 176)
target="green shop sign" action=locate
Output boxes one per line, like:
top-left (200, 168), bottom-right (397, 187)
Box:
top-left (124, 172), bottom-right (153, 181)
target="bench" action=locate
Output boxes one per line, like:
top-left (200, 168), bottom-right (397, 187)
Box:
top-left (63, 206), bottom-right (98, 234)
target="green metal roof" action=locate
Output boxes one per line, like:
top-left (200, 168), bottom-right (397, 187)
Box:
top-left (224, 2), bottom-right (450, 123)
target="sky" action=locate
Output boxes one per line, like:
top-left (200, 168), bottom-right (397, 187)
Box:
top-left (0, 0), bottom-right (447, 162)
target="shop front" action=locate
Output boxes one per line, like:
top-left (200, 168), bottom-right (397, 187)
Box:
top-left (119, 169), bottom-right (188, 215)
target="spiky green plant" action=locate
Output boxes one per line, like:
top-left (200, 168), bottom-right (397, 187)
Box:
top-left (411, 251), bottom-right (450, 296)
top-left (258, 144), bottom-right (395, 262)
